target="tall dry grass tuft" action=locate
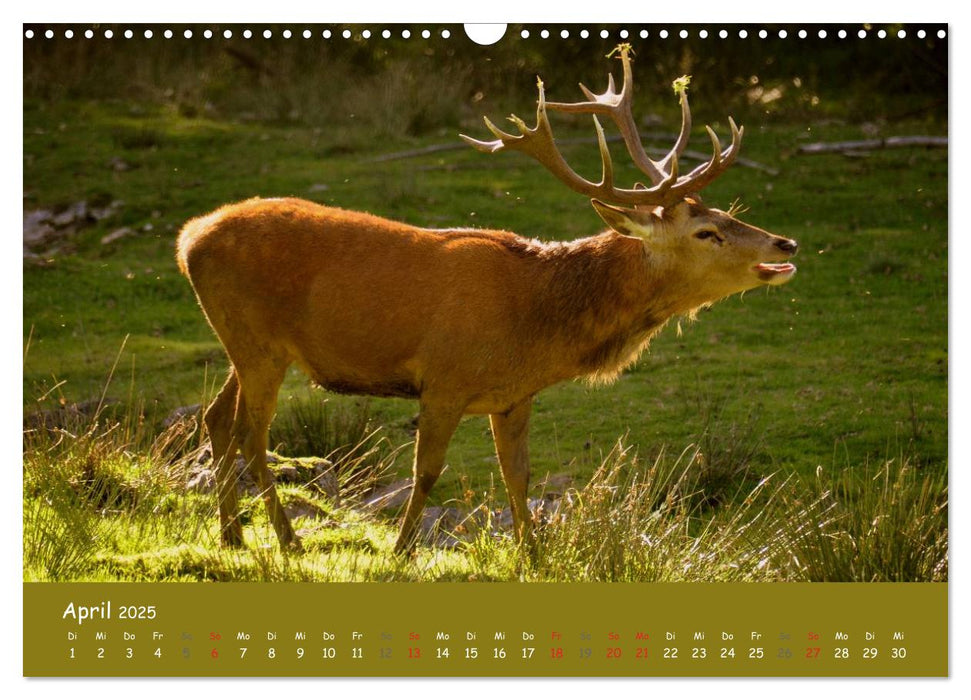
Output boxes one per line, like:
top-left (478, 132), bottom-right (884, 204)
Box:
top-left (23, 399), bottom-right (203, 580)
top-left (784, 458), bottom-right (948, 582)
top-left (513, 442), bottom-right (831, 582)
top-left (456, 438), bottom-right (946, 584)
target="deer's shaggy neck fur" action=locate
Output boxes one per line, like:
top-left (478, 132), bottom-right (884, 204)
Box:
top-left (521, 229), bottom-right (697, 385)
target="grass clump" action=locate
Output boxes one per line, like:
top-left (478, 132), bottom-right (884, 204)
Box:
top-left (271, 394), bottom-right (376, 459)
top-left (23, 399), bottom-right (205, 580)
top-left (461, 442), bottom-right (826, 583)
top-left (787, 459), bottom-right (948, 582)
top-left (458, 441), bottom-right (947, 584)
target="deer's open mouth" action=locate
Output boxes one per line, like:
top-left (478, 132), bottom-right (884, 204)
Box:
top-left (755, 262), bottom-right (797, 285)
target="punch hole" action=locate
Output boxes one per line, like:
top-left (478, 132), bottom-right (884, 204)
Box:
top-left (541, 29), bottom-right (549, 39)
top-left (422, 29), bottom-right (430, 39)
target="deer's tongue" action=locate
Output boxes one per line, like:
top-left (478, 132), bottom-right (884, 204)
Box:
top-left (756, 263), bottom-right (796, 274)
top-left (755, 262), bottom-right (797, 286)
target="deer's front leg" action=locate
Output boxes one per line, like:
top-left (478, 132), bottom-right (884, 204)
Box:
top-left (490, 397), bottom-right (533, 543)
top-left (394, 400), bottom-right (464, 554)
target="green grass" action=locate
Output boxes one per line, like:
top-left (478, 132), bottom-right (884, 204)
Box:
top-left (23, 86), bottom-right (947, 581)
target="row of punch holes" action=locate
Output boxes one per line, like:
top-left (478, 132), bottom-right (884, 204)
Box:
top-left (24, 26), bottom-right (947, 41)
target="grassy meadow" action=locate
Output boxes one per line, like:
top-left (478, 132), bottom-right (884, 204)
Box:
top-left (22, 28), bottom-right (948, 582)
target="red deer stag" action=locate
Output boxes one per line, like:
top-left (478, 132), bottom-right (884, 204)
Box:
top-left (177, 44), bottom-right (797, 553)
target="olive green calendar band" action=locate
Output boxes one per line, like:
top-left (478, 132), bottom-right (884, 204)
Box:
top-left (24, 582), bottom-right (946, 677)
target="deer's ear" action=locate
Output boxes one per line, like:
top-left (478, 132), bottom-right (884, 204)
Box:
top-left (591, 199), bottom-right (656, 237)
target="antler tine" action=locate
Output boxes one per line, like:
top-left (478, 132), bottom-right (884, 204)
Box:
top-left (592, 115), bottom-right (614, 190)
top-left (459, 116), bottom-right (517, 153)
top-left (656, 78), bottom-right (693, 173)
top-left (577, 73), bottom-right (616, 104)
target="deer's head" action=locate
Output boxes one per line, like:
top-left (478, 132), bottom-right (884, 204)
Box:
top-left (462, 44), bottom-right (797, 306)
top-left (591, 197), bottom-right (797, 304)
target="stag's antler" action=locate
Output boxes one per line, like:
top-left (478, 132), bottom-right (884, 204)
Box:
top-left (460, 44), bottom-right (743, 208)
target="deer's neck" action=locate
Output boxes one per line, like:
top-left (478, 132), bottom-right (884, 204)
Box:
top-left (535, 232), bottom-right (675, 384)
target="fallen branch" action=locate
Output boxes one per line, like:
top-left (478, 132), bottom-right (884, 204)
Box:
top-left (371, 133), bottom-right (779, 175)
top-left (369, 142), bottom-right (469, 162)
top-left (798, 136), bottom-right (947, 155)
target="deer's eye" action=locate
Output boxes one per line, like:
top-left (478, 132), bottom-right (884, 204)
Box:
top-left (694, 229), bottom-right (723, 242)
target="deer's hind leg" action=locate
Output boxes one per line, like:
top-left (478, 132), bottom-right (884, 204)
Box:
top-left (234, 356), bottom-right (301, 551)
top-left (206, 368), bottom-right (244, 547)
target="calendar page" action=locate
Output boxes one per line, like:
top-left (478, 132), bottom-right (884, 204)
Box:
top-left (22, 20), bottom-right (948, 679)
